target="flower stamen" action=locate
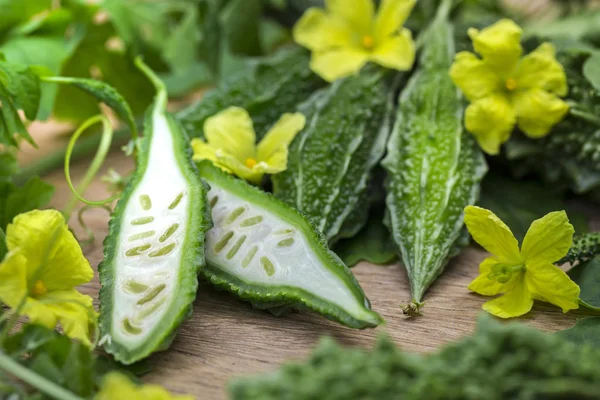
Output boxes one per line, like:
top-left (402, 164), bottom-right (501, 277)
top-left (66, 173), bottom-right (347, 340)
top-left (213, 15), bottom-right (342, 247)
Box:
top-left (487, 263), bottom-right (524, 284)
top-left (505, 78), bottom-right (517, 91)
top-left (31, 280), bottom-right (47, 297)
top-left (361, 35), bottom-right (375, 50)
top-left (245, 158), bottom-right (257, 168)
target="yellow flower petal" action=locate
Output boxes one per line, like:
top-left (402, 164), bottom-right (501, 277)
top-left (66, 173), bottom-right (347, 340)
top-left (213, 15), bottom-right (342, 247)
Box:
top-left (293, 8), bottom-right (353, 52)
top-left (22, 298), bottom-right (58, 329)
top-left (374, 0), bottom-right (416, 41)
top-left (191, 138), bottom-right (217, 163)
top-left (468, 257), bottom-right (517, 296)
top-left (6, 210), bottom-right (93, 290)
top-left (214, 150), bottom-right (262, 184)
top-left (0, 250), bottom-right (28, 308)
top-left (468, 19), bottom-right (523, 76)
top-left (203, 107), bottom-right (256, 162)
top-left (98, 372), bottom-right (194, 400)
top-left (514, 43), bottom-right (568, 96)
top-left (464, 206), bottom-right (521, 263)
top-left (325, 0), bottom-right (374, 35)
top-left (310, 48), bottom-right (369, 82)
top-left (464, 94), bottom-right (516, 155)
top-left (521, 210), bottom-right (574, 264)
top-left (38, 290), bottom-right (97, 347)
top-left (513, 88), bottom-right (569, 138)
top-left (525, 261), bottom-right (580, 313)
top-left (369, 28), bottom-right (415, 71)
top-left (257, 113), bottom-right (306, 164)
top-left (482, 274), bottom-right (533, 318)
top-left (449, 51), bottom-right (502, 101)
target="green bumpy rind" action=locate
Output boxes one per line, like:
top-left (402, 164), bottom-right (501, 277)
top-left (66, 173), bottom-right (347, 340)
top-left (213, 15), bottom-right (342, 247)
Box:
top-left (177, 46), bottom-right (325, 139)
top-left (197, 161), bottom-right (383, 329)
top-left (99, 101), bottom-right (212, 364)
top-left (272, 67), bottom-right (396, 243)
top-left (382, 4), bottom-right (487, 303)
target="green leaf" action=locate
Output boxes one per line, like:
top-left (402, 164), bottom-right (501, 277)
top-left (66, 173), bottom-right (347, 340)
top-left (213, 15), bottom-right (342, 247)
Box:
top-left (29, 353), bottom-right (64, 385)
top-left (44, 76), bottom-right (137, 137)
top-left (478, 173), bottom-right (588, 242)
top-left (333, 209), bottom-right (397, 268)
top-left (2, 324), bottom-right (56, 357)
top-left (0, 177), bottom-right (55, 230)
top-left (0, 36), bottom-right (72, 120)
top-left (53, 22), bottom-right (154, 122)
top-left (567, 256), bottom-right (600, 311)
top-left (556, 317), bottom-right (600, 348)
top-left (0, 147), bottom-right (18, 182)
top-left (0, 60), bottom-right (41, 120)
top-left (0, 228), bottom-right (7, 261)
top-left (583, 53), bottom-right (600, 91)
top-left (0, 0), bottom-right (51, 34)
top-left (0, 59), bottom-right (41, 147)
top-left (220, 0), bottom-right (263, 57)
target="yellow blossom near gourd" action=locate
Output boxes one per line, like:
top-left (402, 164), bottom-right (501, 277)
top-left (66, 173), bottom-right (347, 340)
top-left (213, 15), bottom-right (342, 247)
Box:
top-left (96, 372), bottom-right (194, 400)
top-left (464, 206), bottom-right (580, 318)
top-left (0, 209), bottom-right (97, 347)
top-left (450, 19), bottom-right (569, 155)
top-left (191, 107), bottom-right (306, 184)
top-left (293, 0), bottom-right (417, 82)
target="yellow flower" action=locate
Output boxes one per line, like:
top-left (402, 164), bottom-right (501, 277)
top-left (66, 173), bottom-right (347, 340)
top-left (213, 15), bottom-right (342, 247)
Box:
top-left (96, 372), bottom-right (194, 400)
top-left (191, 107), bottom-right (306, 184)
top-left (0, 210), bottom-right (97, 347)
top-left (293, 0), bottom-right (416, 82)
top-left (464, 206), bottom-right (580, 318)
top-left (450, 19), bottom-right (569, 155)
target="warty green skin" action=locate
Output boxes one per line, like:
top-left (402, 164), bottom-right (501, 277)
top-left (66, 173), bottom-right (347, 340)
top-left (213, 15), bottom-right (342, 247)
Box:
top-left (99, 89), bottom-right (211, 364)
top-left (176, 46), bottom-right (325, 139)
top-left (197, 161), bottom-right (382, 329)
top-left (381, 8), bottom-right (487, 303)
top-left (272, 68), bottom-right (395, 243)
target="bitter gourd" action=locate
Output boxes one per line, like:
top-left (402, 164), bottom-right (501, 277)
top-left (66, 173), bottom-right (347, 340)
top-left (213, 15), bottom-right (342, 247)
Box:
top-left (382, 1), bottom-right (487, 305)
top-left (99, 60), bottom-right (211, 364)
top-left (560, 232), bottom-right (600, 265)
top-left (272, 68), bottom-right (397, 243)
top-left (197, 161), bottom-right (382, 329)
top-left (177, 46), bottom-right (325, 140)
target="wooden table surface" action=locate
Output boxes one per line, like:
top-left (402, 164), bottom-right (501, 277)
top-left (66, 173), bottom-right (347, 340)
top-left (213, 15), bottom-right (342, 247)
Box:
top-left (19, 122), bottom-right (595, 400)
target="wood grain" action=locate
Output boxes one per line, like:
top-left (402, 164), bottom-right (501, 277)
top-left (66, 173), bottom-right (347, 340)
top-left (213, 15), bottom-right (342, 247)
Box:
top-left (22, 134), bottom-right (593, 399)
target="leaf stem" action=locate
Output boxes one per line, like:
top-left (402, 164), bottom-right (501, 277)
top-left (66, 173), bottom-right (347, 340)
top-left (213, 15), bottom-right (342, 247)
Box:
top-left (0, 351), bottom-right (84, 400)
top-left (568, 106), bottom-right (600, 127)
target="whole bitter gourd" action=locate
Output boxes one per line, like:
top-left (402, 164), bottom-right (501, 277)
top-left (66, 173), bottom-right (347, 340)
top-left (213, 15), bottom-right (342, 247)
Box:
top-left (382, 1), bottom-right (487, 307)
top-left (273, 67), bottom-right (397, 243)
top-left (177, 46), bottom-right (325, 140)
top-left (197, 161), bottom-right (382, 329)
top-left (99, 60), bottom-right (211, 364)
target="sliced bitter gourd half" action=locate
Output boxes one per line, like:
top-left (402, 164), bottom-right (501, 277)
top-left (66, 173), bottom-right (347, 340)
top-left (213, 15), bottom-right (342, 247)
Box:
top-left (99, 60), bottom-right (211, 364)
top-left (197, 161), bottom-right (382, 329)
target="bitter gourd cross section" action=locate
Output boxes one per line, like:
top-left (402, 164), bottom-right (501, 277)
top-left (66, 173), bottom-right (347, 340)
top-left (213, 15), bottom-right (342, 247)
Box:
top-left (198, 161), bottom-right (382, 329)
top-left (99, 61), bottom-right (211, 364)
top-left (382, 2), bottom-right (487, 304)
